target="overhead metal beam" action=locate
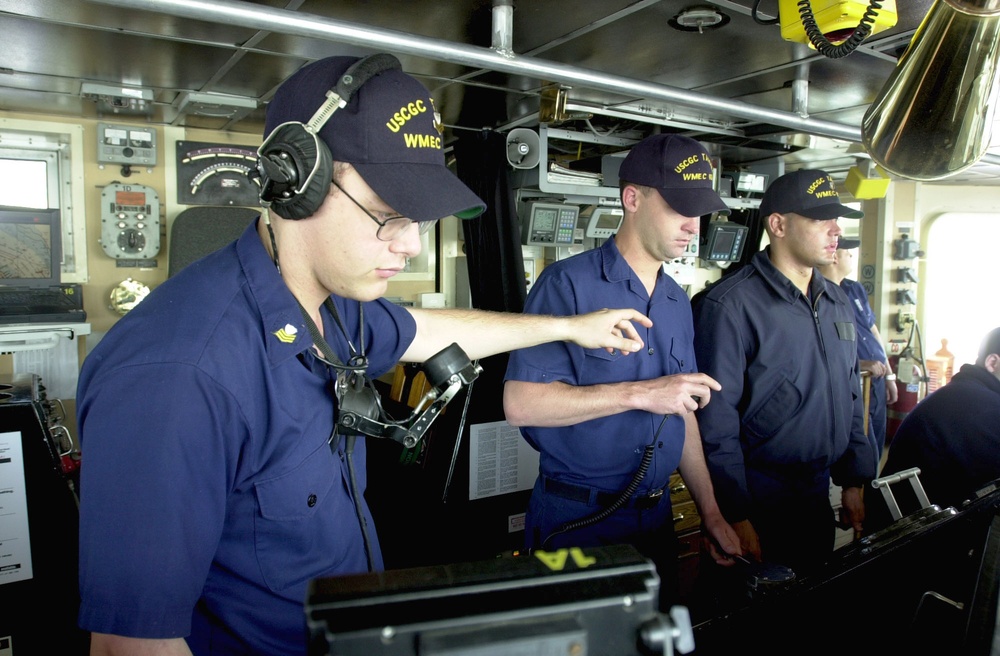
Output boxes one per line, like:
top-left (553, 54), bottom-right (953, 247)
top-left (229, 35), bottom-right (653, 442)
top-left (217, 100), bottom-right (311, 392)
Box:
top-left (85, 0), bottom-right (863, 143)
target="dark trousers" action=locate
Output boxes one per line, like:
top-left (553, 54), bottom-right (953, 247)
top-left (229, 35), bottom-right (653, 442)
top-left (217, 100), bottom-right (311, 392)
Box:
top-left (525, 477), bottom-right (680, 611)
top-left (689, 483), bottom-right (834, 623)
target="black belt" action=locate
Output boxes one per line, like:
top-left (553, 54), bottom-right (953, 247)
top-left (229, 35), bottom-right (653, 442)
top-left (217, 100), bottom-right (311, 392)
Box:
top-left (543, 477), bottom-right (666, 510)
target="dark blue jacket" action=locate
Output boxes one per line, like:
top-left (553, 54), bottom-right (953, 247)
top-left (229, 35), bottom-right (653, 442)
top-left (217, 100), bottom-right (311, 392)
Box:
top-left (692, 248), bottom-right (875, 523)
top-left (881, 364), bottom-right (1000, 510)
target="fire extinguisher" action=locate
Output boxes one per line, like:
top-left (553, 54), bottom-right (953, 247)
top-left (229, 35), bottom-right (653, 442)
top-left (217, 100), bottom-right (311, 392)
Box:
top-left (885, 352), bottom-right (924, 447)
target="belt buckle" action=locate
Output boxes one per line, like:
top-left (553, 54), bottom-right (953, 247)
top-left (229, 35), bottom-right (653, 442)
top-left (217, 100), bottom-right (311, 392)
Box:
top-left (635, 488), bottom-right (664, 510)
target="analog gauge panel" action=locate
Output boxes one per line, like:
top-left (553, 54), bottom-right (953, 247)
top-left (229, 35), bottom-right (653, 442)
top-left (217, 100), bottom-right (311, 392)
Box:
top-left (176, 141), bottom-right (260, 207)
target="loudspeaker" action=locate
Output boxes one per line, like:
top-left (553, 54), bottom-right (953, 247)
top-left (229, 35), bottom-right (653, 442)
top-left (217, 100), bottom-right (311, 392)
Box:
top-left (253, 53), bottom-right (402, 220)
top-left (505, 128), bottom-right (540, 170)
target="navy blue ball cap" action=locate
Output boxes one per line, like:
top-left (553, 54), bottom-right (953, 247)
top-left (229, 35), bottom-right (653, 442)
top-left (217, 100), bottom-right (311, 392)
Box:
top-left (264, 55), bottom-right (486, 222)
top-left (618, 134), bottom-right (730, 217)
top-left (758, 169), bottom-right (864, 220)
top-left (837, 237), bottom-right (861, 250)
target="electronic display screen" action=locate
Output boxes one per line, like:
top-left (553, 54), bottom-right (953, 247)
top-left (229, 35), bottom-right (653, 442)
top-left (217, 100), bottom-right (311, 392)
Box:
top-left (596, 212), bottom-right (620, 229)
top-left (736, 172), bottom-right (768, 193)
top-left (701, 221), bottom-right (748, 262)
top-left (522, 202), bottom-right (580, 246)
top-left (585, 208), bottom-right (622, 238)
top-left (532, 207), bottom-right (557, 231)
top-left (710, 230), bottom-right (736, 258)
top-left (0, 206), bottom-right (61, 286)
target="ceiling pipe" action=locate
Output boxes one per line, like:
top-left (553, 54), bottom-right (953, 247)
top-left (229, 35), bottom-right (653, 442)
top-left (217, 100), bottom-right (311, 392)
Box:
top-left (86, 0), bottom-right (863, 143)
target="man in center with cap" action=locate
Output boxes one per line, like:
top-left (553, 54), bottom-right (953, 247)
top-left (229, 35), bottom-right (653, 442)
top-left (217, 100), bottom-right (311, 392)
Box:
top-left (504, 133), bottom-right (742, 612)
top-left (691, 169), bottom-right (877, 582)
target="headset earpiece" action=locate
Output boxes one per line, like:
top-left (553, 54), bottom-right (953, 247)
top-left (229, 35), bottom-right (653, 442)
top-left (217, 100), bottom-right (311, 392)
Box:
top-left (251, 53), bottom-right (403, 221)
top-left (256, 123), bottom-right (333, 221)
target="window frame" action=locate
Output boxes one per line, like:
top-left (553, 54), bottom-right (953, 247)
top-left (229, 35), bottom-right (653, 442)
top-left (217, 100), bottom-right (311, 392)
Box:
top-left (0, 118), bottom-right (87, 283)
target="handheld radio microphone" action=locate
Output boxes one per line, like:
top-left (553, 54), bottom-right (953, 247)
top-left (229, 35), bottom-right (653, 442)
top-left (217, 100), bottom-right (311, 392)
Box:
top-left (335, 343), bottom-right (482, 448)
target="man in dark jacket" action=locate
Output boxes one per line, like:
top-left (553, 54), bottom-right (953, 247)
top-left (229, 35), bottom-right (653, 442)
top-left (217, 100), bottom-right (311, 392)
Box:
top-left (692, 169), bottom-right (876, 579)
top-left (874, 327), bottom-right (1000, 522)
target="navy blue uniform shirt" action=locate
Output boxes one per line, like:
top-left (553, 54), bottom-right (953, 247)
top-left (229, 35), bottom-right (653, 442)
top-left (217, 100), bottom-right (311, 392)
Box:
top-left (77, 219), bottom-right (416, 655)
top-left (841, 277), bottom-right (890, 456)
top-left (505, 237), bottom-right (693, 495)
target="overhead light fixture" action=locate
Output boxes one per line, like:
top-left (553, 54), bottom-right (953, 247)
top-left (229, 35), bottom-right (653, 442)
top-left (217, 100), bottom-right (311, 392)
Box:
top-left (174, 91), bottom-right (258, 120)
top-left (81, 82), bottom-right (154, 115)
top-left (669, 5), bottom-right (730, 33)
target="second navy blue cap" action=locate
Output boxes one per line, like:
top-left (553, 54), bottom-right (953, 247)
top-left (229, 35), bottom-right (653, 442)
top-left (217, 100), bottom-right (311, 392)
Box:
top-left (618, 134), bottom-right (730, 217)
top-left (759, 169), bottom-right (864, 220)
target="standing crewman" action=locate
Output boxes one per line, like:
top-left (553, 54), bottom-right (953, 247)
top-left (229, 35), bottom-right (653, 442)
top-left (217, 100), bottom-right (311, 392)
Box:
top-left (692, 169), bottom-right (877, 579)
top-left (818, 238), bottom-right (898, 466)
top-left (505, 134), bottom-right (741, 611)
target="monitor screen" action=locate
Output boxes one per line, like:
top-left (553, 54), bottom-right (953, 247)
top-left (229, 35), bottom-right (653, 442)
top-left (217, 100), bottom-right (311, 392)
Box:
top-left (0, 206), bottom-right (61, 287)
top-left (710, 230), bottom-right (736, 258)
top-left (595, 212), bottom-right (620, 229)
top-left (735, 172), bottom-right (768, 194)
top-left (585, 208), bottom-right (623, 239)
top-left (701, 221), bottom-right (748, 262)
top-left (532, 207), bottom-right (557, 232)
top-left (522, 202), bottom-right (579, 246)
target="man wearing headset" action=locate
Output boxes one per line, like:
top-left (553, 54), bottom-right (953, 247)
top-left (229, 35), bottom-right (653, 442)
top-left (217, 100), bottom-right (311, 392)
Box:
top-left (76, 55), bottom-right (651, 656)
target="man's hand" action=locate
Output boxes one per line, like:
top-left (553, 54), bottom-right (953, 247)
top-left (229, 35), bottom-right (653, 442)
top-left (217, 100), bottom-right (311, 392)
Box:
top-left (732, 519), bottom-right (762, 562)
top-left (886, 377), bottom-right (899, 404)
top-left (840, 486), bottom-right (866, 534)
top-left (570, 308), bottom-right (652, 354)
top-left (861, 359), bottom-right (889, 377)
top-left (641, 373), bottom-right (721, 415)
top-left (701, 513), bottom-right (743, 567)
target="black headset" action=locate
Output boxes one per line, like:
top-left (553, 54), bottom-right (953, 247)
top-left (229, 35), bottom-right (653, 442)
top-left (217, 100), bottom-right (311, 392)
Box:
top-left (250, 53), bottom-right (403, 220)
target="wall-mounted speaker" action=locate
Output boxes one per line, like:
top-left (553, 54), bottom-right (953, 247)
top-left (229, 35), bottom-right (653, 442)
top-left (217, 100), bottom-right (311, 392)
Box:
top-left (505, 128), bottom-right (540, 169)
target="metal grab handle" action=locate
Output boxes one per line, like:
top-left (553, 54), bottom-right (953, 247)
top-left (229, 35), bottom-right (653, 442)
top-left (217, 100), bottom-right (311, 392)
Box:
top-left (871, 466), bottom-right (932, 521)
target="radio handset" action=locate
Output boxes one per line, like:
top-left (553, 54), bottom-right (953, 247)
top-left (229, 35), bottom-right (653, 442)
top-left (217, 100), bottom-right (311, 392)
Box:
top-left (335, 343), bottom-right (482, 449)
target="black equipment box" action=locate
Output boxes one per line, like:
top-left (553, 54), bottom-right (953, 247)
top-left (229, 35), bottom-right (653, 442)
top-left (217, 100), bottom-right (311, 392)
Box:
top-left (691, 484), bottom-right (1000, 655)
top-left (0, 374), bottom-right (87, 654)
top-left (306, 543), bottom-right (688, 656)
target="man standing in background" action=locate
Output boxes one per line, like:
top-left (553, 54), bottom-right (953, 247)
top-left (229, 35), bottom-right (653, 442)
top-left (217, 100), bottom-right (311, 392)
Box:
top-left (818, 238), bottom-right (898, 466)
top-left (871, 327), bottom-right (1000, 528)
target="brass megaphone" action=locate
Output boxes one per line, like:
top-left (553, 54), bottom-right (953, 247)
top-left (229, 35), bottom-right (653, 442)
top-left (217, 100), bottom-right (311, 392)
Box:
top-left (862, 0), bottom-right (1000, 180)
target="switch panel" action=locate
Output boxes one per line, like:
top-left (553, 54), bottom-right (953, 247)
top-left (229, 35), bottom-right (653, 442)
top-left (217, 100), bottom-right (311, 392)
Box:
top-left (100, 183), bottom-right (161, 260)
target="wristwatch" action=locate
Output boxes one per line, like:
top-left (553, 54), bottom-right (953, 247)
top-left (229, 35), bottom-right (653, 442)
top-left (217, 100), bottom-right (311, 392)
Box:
top-left (885, 373), bottom-right (897, 381)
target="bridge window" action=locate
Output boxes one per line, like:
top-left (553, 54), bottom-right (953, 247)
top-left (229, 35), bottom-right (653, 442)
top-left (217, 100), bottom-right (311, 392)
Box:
top-left (923, 213), bottom-right (1000, 369)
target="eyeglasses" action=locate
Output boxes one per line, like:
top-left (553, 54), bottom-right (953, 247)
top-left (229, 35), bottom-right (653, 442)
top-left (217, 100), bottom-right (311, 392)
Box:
top-left (331, 180), bottom-right (437, 242)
